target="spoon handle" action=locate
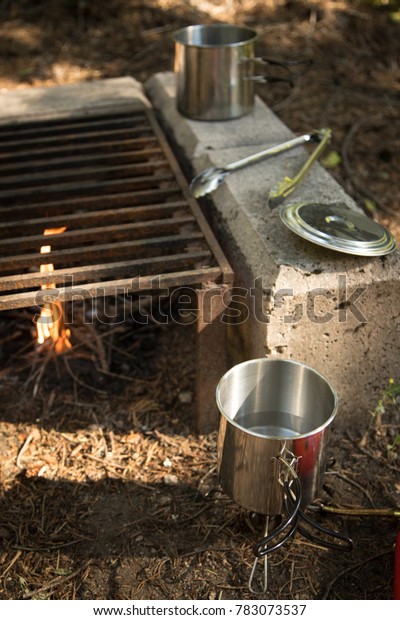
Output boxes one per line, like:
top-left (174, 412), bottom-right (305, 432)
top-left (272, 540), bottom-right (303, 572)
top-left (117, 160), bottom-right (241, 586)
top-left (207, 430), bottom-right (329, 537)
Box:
top-left (268, 128), bottom-right (332, 208)
top-left (224, 132), bottom-right (320, 172)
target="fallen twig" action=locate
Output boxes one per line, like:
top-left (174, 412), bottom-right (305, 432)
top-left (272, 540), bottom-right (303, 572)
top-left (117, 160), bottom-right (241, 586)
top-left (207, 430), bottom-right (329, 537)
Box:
top-left (16, 432), bottom-right (36, 469)
top-left (21, 560), bottom-right (91, 600)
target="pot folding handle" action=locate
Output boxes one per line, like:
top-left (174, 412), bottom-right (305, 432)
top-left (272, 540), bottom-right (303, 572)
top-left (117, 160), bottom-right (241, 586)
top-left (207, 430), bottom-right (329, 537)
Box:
top-left (242, 56), bottom-right (313, 85)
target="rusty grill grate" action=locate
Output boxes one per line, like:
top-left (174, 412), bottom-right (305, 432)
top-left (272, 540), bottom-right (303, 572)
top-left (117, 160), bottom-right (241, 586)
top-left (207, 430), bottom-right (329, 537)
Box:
top-left (0, 106), bottom-right (232, 310)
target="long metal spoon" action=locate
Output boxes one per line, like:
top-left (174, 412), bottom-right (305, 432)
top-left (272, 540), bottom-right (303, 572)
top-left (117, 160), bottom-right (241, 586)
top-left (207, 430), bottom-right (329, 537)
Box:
top-left (189, 131), bottom-right (325, 198)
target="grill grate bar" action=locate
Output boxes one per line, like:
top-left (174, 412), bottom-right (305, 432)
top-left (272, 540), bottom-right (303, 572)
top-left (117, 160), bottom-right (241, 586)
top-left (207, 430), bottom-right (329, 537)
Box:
top-left (0, 160), bottom-right (170, 189)
top-left (0, 173), bottom-right (178, 205)
top-left (0, 124), bottom-right (153, 151)
top-left (0, 250), bottom-right (213, 292)
top-left (0, 201), bottom-right (189, 237)
top-left (0, 110), bottom-right (148, 140)
top-left (0, 127), bottom-right (155, 155)
top-left (0, 215), bottom-right (196, 252)
top-left (0, 147), bottom-right (164, 176)
top-left (0, 136), bottom-right (160, 164)
top-left (0, 232), bottom-right (207, 273)
top-left (0, 188), bottom-right (182, 219)
top-left (0, 268), bottom-right (224, 311)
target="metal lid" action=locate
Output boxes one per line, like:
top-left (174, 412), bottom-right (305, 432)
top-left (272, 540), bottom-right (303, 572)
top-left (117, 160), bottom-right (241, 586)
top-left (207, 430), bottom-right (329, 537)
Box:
top-left (280, 201), bottom-right (398, 256)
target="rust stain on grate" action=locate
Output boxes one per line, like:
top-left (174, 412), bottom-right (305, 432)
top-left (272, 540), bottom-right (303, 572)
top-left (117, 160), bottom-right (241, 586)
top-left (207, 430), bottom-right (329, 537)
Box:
top-left (0, 106), bottom-right (233, 310)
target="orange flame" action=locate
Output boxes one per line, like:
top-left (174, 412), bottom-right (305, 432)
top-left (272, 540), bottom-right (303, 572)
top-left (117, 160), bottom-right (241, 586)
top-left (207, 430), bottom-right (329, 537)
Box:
top-left (36, 227), bottom-right (72, 354)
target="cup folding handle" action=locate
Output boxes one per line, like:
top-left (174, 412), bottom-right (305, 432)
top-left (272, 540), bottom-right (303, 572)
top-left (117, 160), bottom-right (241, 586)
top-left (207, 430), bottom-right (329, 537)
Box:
top-left (242, 56), bottom-right (313, 85)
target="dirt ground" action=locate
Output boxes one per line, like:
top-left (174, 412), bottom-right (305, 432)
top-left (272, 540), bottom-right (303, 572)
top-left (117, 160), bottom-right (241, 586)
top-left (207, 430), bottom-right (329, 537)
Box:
top-left (0, 0), bottom-right (399, 601)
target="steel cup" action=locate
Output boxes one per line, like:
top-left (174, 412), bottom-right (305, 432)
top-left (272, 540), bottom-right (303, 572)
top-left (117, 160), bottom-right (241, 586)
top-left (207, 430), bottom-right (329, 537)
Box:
top-left (216, 358), bottom-right (338, 515)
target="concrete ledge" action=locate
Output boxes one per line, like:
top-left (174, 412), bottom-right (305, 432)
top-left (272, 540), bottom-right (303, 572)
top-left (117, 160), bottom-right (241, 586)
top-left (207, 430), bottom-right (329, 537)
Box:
top-left (145, 71), bottom-right (400, 428)
top-left (0, 77), bottom-right (150, 123)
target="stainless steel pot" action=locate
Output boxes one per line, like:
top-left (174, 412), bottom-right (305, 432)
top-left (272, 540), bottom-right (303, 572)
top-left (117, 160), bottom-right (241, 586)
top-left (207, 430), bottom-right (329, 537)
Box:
top-left (173, 24), bottom-right (308, 121)
top-left (216, 358), bottom-right (338, 515)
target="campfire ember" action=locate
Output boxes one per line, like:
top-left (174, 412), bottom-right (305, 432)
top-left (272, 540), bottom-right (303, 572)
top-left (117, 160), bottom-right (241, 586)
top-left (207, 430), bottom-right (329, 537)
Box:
top-left (35, 227), bottom-right (72, 354)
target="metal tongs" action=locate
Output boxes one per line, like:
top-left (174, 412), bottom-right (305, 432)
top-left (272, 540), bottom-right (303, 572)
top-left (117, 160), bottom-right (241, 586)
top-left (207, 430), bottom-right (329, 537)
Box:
top-left (267, 127), bottom-right (332, 208)
top-left (189, 129), bottom-right (331, 199)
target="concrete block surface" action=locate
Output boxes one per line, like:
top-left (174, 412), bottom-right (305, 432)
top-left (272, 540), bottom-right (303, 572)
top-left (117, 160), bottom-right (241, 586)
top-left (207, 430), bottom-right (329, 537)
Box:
top-left (0, 76), bottom-right (150, 123)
